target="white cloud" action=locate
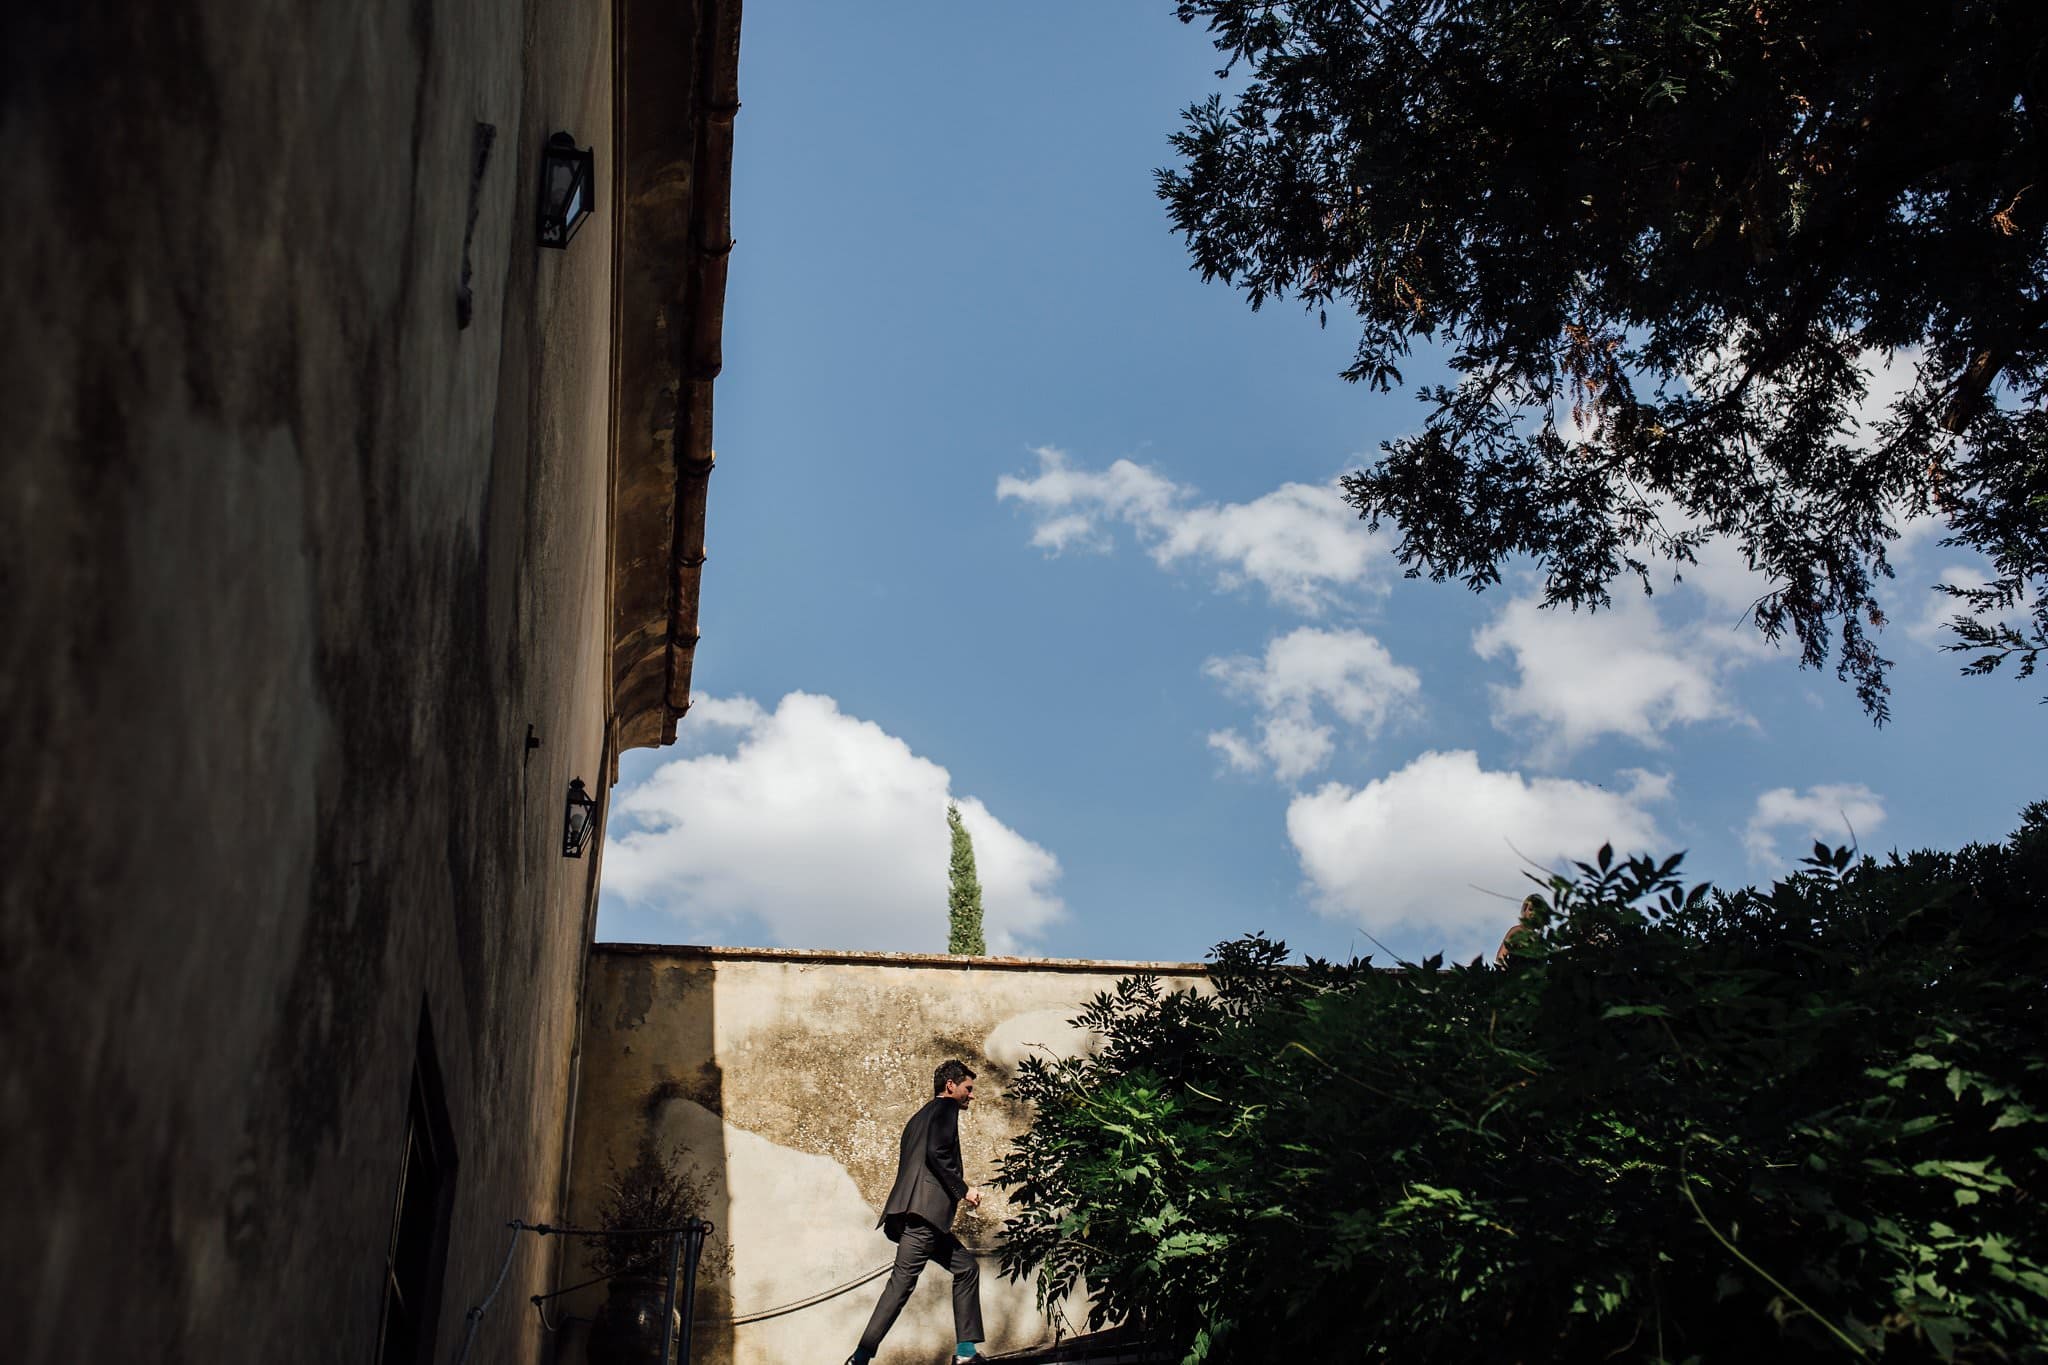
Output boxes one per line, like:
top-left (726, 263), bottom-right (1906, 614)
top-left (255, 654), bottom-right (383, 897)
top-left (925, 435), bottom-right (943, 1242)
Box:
top-left (996, 446), bottom-right (1388, 613)
top-left (1889, 511), bottom-right (1948, 564)
top-left (1286, 751), bottom-right (1671, 961)
top-left (1662, 508), bottom-right (1987, 662)
top-left (1849, 345), bottom-right (1924, 450)
top-left (1895, 555), bottom-right (2040, 652)
top-left (1206, 728), bottom-right (1263, 774)
top-left (1665, 531), bottom-right (1783, 624)
top-left (995, 451), bottom-right (1181, 554)
top-left (1742, 783), bottom-right (1886, 866)
top-left (602, 692), bottom-right (1064, 953)
top-left (1203, 627), bottom-right (1421, 781)
top-left (1473, 589), bottom-right (1758, 764)
top-left (1902, 568), bottom-right (1974, 647)
top-left (1660, 521), bottom-right (1947, 654)
top-left (677, 693), bottom-right (771, 732)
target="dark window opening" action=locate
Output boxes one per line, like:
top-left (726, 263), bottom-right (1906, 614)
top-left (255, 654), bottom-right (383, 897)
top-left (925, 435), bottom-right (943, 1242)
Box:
top-left (377, 1006), bottom-right (458, 1365)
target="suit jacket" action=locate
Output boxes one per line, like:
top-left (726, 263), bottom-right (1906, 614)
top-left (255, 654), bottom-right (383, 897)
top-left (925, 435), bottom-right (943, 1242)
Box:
top-left (877, 1096), bottom-right (969, 1241)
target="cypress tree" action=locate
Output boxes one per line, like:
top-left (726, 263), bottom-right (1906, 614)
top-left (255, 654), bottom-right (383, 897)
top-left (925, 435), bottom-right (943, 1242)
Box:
top-left (946, 803), bottom-right (986, 956)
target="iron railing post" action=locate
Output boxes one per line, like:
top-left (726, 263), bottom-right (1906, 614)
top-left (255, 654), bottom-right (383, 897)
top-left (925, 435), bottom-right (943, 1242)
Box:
top-left (676, 1218), bottom-right (707, 1363)
top-left (659, 1230), bottom-right (683, 1363)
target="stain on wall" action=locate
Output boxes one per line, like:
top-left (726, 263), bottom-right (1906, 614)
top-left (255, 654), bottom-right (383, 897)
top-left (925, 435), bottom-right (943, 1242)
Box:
top-left (563, 946), bottom-right (1211, 1365)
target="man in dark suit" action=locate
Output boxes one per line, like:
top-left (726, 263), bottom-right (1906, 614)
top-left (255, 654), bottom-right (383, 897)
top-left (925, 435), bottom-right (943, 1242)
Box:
top-left (845, 1059), bottom-right (984, 1364)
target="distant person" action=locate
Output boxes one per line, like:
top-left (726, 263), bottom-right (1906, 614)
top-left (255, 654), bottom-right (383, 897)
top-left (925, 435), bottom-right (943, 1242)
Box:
top-left (1495, 894), bottom-right (1544, 966)
top-left (845, 1059), bottom-right (985, 1365)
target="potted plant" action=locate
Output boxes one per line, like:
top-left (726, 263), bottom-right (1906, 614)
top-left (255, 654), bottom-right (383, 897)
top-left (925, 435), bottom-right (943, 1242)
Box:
top-left (585, 1139), bottom-right (719, 1365)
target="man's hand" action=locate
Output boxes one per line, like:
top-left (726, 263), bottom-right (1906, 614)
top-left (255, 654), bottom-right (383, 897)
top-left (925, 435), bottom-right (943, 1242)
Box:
top-left (964, 1188), bottom-right (982, 1209)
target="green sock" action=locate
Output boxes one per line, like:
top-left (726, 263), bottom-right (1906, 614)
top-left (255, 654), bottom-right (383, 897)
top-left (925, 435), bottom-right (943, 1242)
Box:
top-left (957, 1345), bottom-right (979, 1358)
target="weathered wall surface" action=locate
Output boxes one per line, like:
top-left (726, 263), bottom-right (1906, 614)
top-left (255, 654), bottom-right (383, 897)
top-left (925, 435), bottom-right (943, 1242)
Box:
top-left (564, 946), bottom-right (1211, 1365)
top-left (0, 3), bottom-right (618, 1362)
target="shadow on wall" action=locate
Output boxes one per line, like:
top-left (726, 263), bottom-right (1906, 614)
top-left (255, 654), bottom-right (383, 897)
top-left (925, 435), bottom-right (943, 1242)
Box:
top-left (556, 953), bottom-right (734, 1360)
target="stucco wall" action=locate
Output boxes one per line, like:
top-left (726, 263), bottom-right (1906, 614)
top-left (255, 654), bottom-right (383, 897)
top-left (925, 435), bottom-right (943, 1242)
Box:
top-left (563, 946), bottom-right (1212, 1365)
top-left (1, 3), bottom-right (619, 1362)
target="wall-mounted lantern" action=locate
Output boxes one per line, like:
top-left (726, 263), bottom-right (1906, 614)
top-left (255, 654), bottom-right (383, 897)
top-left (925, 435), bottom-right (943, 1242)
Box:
top-left (562, 777), bottom-right (598, 858)
top-left (537, 132), bottom-right (595, 249)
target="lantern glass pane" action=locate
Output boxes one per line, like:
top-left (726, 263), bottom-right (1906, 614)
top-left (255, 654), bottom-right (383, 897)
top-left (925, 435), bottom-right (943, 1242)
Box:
top-left (564, 171), bottom-right (592, 233)
top-left (545, 158), bottom-right (575, 217)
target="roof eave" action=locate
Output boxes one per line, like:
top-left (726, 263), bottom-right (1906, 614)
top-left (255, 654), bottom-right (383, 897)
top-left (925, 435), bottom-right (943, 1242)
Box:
top-left (609, 0), bottom-right (740, 757)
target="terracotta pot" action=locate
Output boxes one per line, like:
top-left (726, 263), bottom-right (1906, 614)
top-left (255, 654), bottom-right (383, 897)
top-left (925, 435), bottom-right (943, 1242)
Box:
top-left (586, 1276), bottom-right (681, 1365)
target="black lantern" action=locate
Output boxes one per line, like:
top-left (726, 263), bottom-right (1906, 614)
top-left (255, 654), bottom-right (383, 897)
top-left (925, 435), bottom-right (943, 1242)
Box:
top-left (538, 132), bottom-right (595, 249)
top-left (563, 777), bottom-right (598, 858)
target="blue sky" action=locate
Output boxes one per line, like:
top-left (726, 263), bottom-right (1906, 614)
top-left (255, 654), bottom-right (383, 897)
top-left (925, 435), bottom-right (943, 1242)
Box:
top-left (596, 1), bottom-right (2042, 966)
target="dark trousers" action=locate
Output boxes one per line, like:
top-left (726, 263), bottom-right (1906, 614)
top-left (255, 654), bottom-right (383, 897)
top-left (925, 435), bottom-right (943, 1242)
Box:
top-left (857, 1217), bottom-right (983, 1353)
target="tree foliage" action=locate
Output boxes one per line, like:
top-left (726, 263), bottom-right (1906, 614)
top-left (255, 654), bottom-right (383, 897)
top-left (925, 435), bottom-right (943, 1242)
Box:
top-left (948, 802), bottom-right (987, 955)
top-left (997, 809), bottom-right (2048, 1362)
top-left (1160, 0), bottom-right (2048, 716)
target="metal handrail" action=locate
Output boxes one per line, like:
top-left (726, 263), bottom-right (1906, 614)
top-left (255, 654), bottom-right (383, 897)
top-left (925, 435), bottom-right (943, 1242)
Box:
top-left (449, 1217), bottom-right (714, 1365)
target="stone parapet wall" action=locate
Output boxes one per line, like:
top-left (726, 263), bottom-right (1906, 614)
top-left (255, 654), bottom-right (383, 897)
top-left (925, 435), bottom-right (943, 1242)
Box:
top-left (562, 944), bottom-right (1211, 1364)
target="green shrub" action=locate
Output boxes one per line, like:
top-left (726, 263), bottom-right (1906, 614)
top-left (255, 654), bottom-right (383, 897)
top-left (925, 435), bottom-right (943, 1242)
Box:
top-left (998, 807), bottom-right (2048, 1363)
